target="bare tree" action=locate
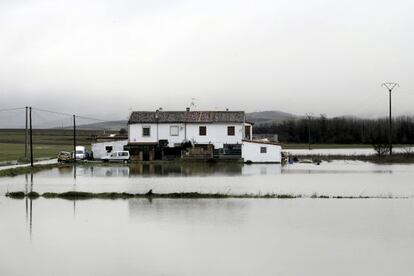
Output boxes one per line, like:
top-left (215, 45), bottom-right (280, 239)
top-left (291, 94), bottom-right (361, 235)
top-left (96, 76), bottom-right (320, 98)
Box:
top-left (372, 143), bottom-right (390, 157)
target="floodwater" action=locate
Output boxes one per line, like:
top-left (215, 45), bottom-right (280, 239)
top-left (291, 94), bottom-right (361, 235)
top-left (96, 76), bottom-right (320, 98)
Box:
top-left (1, 161), bottom-right (414, 275)
top-left (1, 161), bottom-right (414, 197)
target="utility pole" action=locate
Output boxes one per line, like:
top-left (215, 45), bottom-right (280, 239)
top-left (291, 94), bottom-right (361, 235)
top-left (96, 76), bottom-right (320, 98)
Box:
top-left (29, 107), bottom-right (33, 167)
top-left (381, 82), bottom-right (399, 155)
top-left (73, 115), bottom-right (76, 163)
top-left (306, 113), bottom-right (313, 150)
top-left (25, 106), bottom-right (28, 159)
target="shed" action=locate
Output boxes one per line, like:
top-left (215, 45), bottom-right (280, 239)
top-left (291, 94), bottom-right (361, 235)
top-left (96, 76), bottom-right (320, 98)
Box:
top-left (242, 140), bottom-right (282, 163)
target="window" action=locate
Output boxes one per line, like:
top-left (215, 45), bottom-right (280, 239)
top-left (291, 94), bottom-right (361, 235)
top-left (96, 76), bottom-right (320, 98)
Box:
top-left (227, 126), bottom-right (235, 136)
top-left (105, 146), bottom-right (113, 152)
top-left (199, 126), bottom-right (207, 136)
top-left (170, 125), bottom-right (179, 136)
top-left (142, 126), bottom-right (151, 137)
top-left (260, 147), bottom-right (267, 153)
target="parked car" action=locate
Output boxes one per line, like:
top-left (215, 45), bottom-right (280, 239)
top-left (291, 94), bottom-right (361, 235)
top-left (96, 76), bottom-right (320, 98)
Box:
top-left (57, 151), bottom-right (73, 163)
top-left (101, 151), bottom-right (130, 163)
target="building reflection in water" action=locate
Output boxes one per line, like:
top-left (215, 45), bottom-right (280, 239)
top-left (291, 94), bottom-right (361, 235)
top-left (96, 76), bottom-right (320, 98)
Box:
top-left (128, 163), bottom-right (282, 177)
top-left (48, 163), bottom-right (282, 178)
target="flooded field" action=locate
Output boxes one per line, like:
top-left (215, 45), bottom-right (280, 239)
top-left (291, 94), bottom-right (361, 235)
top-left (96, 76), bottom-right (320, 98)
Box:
top-left (1, 161), bottom-right (414, 198)
top-left (1, 161), bottom-right (414, 275)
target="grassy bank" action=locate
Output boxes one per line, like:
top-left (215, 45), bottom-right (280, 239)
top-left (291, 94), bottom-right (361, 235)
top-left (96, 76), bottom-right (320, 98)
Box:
top-left (283, 143), bottom-right (414, 149)
top-left (283, 144), bottom-right (371, 149)
top-left (5, 190), bottom-right (408, 200)
top-left (292, 153), bottom-right (414, 164)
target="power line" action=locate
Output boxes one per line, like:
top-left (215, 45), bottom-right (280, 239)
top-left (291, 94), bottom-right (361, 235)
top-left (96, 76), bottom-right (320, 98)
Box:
top-left (0, 107), bottom-right (25, 112)
top-left (31, 107), bottom-right (110, 122)
top-left (31, 107), bottom-right (73, 117)
top-left (75, 115), bottom-right (108, 122)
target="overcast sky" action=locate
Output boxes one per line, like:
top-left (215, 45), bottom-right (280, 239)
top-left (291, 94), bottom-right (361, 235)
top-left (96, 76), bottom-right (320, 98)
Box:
top-left (1, 0), bottom-right (413, 119)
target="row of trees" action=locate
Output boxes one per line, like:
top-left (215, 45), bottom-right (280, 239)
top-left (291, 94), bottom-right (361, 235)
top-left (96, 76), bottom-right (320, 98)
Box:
top-left (253, 115), bottom-right (414, 145)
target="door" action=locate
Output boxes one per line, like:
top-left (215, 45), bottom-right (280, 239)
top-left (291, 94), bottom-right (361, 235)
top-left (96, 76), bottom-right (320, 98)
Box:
top-left (245, 125), bottom-right (251, 140)
top-left (143, 148), bottom-right (150, 161)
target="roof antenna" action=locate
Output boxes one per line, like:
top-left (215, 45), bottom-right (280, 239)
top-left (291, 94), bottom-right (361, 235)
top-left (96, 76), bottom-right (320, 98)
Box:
top-left (190, 98), bottom-right (197, 109)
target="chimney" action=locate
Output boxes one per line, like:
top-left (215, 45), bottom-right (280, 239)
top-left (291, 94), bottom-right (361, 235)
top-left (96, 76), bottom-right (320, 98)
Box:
top-left (186, 107), bottom-right (190, 112)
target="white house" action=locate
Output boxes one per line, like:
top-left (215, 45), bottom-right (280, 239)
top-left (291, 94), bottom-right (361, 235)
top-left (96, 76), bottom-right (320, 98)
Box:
top-left (128, 110), bottom-right (248, 149)
top-left (120, 109), bottom-right (281, 162)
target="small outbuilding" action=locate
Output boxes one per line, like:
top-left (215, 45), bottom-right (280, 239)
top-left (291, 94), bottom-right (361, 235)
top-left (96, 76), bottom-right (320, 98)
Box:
top-left (242, 140), bottom-right (282, 163)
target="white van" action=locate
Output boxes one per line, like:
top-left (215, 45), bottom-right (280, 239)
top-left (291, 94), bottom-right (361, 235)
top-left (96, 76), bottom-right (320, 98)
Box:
top-left (74, 146), bottom-right (88, 160)
top-left (101, 151), bottom-right (130, 163)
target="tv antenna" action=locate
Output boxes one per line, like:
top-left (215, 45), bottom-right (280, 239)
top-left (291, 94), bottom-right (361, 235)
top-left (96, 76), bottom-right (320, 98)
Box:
top-left (190, 98), bottom-right (197, 108)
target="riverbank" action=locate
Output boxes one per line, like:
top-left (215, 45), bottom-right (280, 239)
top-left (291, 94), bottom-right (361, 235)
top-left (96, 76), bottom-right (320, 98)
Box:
top-left (290, 153), bottom-right (414, 164)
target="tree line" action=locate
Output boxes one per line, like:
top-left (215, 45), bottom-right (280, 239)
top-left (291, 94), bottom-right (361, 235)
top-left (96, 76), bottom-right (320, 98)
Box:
top-left (253, 115), bottom-right (414, 145)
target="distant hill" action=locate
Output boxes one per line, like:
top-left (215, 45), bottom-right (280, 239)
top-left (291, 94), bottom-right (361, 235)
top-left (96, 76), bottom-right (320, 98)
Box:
top-left (246, 111), bottom-right (297, 125)
top-left (75, 120), bottom-right (128, 130)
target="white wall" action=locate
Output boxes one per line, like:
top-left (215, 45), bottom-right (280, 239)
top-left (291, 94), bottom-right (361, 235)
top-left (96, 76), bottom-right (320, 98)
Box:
top-left (92, 140), bottom-right (128, 159)
top-left (157, 123), bottom-right (186, 146)
top-left (129, 123), bottom-right (243, 148)
top-left (185, 123), bottom-right (243, 148)
top-left (128, 123), bottom-right (158, 143)
top-left (242, 141), bottom-right (281, 163)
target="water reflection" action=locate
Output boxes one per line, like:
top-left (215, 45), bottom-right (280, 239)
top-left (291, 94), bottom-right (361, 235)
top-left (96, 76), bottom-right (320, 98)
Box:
top-left (3, 197), bottom-right (413, 276)
top-left (24, 173), bottom-right (34, 239)
top-left (70, 163), bottom-right (282, 177)
top-left (129, 163), bottom-right (247, 176)
top-left (46, 162), bottom-right (396, 179)
top-left (1, 161), bottom-right (412, 202)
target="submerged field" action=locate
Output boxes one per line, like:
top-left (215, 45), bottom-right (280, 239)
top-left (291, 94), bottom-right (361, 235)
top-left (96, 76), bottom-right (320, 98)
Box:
top-left (1, 161), bottom-right (414, 276)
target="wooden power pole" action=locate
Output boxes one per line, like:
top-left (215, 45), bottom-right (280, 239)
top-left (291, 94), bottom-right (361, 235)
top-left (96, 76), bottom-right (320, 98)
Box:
top-left (25, 106), bottom-right (28, 159)
top-left (73, 115), bottom-right (76, 163)
top-left (29, 107), bottom-right (33, 167)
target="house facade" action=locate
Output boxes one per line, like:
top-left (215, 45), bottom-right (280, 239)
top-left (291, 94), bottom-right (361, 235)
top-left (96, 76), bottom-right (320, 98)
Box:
top-left (90, 109), bottom-right (280, 163)
top-left (125, 110), bottom-right (254, 161)
top-left (128, 110), bottom-right (250, 149)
